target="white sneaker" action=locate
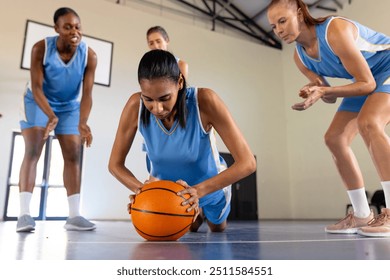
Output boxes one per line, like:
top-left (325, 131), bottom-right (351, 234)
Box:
top-left (16, 215), bottom-right (36, 232)
top-left (64, 216), bottom-right (96, 231)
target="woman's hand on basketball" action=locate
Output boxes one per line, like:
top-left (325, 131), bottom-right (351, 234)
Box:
top-left (43, 115), bottom-right (58, 140)
top-left (79, 123), bottom-right (93, 147)
top-left (176, 179), bottom-right (199, 213)
top-left (143, 175), bottom-right (158, 185)
top-left (127, 188), bottom-right (141, 214)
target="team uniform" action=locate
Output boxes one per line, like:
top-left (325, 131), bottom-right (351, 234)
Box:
top-left (295, 16), bottom-right (390, 112)
top-left (20, 36), bottom-right (88, 134)
top-left (139, 87), bottom-right (231, 225)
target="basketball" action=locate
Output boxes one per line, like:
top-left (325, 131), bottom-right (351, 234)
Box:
top-left (130, 180), bottom-right (195, 241)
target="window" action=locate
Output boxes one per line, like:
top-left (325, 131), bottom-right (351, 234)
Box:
top-left (3, 131), bottom-right (78, 220)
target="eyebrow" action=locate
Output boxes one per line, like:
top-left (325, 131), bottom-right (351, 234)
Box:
top-left (141, 93), bottom-right (171, 100)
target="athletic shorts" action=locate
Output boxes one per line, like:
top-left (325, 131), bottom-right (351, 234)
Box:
top-left (338, 71), bottom-right (390, 112)
top-left (20, 92), bottom-right (80, 135)
top-left (200, 186), bottom-right (232, 225)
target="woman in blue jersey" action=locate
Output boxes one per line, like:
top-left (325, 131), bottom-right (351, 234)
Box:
top-left (144, 26), bottom-right (189, 172)
top-left (109, 49), bottom-right (256, 232)
top-left (17, 7), bottom-right (97, 232)
top-left (268, 0), bottom-right (390, 237)
top-left (146, 26), bottom-right (189, 80)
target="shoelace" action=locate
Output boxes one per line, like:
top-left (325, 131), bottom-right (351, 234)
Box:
top-left (336, 212), bottom-right (355, 226)
top-left (367, 212), bottom-right (389, 226)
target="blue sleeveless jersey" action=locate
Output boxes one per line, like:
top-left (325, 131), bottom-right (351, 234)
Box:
top-left (26, 36), bottom-right (88, 111)
top-left (296, 17), bottom-right (390, 111)
top-left (296, 17), bottom-right (390, 79)
top-left (138, 87), bottom-right (227, 207)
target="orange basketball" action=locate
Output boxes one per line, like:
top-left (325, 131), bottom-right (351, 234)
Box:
top-left (130, 180), bottom-right (195, 241)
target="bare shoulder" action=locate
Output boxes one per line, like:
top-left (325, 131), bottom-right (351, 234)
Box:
top-left (126, 92), bottom-right (141, 109)
top-left (33, 39), bottom-right (45, 49)
top-left (118, 92), bottom-right (141, 128)
top-left (327, 17), bottom-right (357, 42)
top-left (197, 87), bottom-right (219, 104)
top-left (197, 87), bottom-right (218, 101)
top-left (31, 40), bottom-right (45, 57)
top-left (88, 47), bottom-right (97, 60)
top-left (197, 87), bottom-right (225, 117)
top-left (178, 59), bottom-right (188, 66)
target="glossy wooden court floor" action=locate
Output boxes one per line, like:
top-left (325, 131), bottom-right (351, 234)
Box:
top-left (0, 220), bottom-right (389, 260)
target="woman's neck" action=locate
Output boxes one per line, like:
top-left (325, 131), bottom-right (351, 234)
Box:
top-left (297, 24), bottom-right (319, 58)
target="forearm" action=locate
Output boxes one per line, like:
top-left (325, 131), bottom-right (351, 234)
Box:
top-left (195, 158), bottom-right (256, 198)
top-left (31, 87), bottom-right (56, 118)
top-left (321, 80), bottom-right (376, 99)
top-left (79, 94), bottom-right (92, 125)
top-left (80, 51), bottom-right (96, 124)
top-left (108, 162), bottom-right (143, 193)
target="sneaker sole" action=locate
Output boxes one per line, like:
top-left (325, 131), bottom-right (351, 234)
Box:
top-left (64, 225), bottom-right (96, 231)
top-left (357, 229), bottom-right (390, 237)
top-left (325, 228), bottom-right (358, 234)
top-left (16, 226), bottom-right (35, 232)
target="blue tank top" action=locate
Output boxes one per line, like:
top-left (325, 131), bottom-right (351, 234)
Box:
top-left (26, 36), bottom-right (88, 111)
top-left (138, 87), bottom-right (227, 206)
top-left (296, 17), bottom-right (390, 79)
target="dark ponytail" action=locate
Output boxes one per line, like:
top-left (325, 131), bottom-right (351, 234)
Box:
top-left (138, 49), bottom-right (187, 128)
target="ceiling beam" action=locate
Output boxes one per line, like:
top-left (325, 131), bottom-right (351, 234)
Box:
top-left (120, 0), bottom-right (350, 50)
top-left (174, 0), bottom-right (282, 49)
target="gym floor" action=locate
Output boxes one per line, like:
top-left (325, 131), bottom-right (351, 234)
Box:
top-left (0, 219), bottom-right (389, 260)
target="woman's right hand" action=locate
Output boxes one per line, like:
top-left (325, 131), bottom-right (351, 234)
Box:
top-left (127, 187), bottom-right (142, 214)
top-left (127, 194), bottom-right (136, 214)
top-left (299, 78), bottom-right (324, 98)
top-left (43, 115), bottom-right (58, 140)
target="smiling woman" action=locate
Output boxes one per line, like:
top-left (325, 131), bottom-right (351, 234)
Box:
top-left (20, 19), bottom-right (113, 86)
top-left (16, 7), bottom-right (97, 233)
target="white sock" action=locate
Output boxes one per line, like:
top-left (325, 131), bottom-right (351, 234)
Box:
top-left (347, 188), bottom-right (371, 218)
top-left (19, 192), bottom-right (32, 217)
top-left (67, 194), bottom-right (81, 218)
top-left (380, 181), bottom-right (390, 208)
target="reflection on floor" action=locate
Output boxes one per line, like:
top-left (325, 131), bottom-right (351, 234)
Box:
top-left (0, 220), bottom-right (389, 260)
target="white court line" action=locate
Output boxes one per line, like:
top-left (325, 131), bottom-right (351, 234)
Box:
top-left (61, 238), bottom-right (385, 244)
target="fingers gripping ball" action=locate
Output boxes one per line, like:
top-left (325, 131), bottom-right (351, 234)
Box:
top-left (130, 180), bottom-right (195, 241)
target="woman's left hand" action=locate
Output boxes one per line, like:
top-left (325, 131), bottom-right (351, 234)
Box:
top-left (176, 179), bottom-right (199, 216)
top-left (292, 85), bottom-right (325, 111)
top-left (79, 123), bottom-right (93, 147)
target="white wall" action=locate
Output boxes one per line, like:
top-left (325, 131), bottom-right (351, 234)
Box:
top-left (0, 0), bottom-right (289, 220)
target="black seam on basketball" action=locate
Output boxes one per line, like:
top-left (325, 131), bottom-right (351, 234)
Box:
top-left (134, 223), bottom-right (193, 239)
top-left (140, 187), bottom-right (188, 201)
top-left (132, 207), bottom-right (194, 217)
top-left (141, 187), bottom-right (183, 195)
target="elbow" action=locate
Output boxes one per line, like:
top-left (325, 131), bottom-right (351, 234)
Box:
top-left (361, 79), bottom-right (376, 95)
top-left (108, 162), bottom-right (114, 176)
top-left (108, 161), bottom-right (122, 183)
top-left (367, 80), bottom-right (376, 94)
top-left (247, 155), bottom-right (257, 175)
top-left (108, 158), bottom-right (118, 177)
top-left (240, 155), bottom-right (257, 177)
